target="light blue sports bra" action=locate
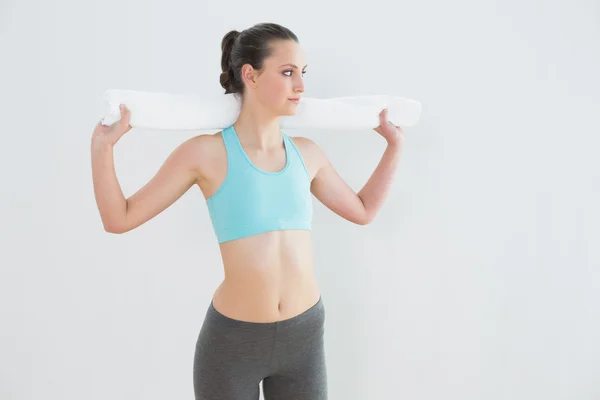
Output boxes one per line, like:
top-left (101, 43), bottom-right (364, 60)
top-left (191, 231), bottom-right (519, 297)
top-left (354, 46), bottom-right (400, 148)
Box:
top-left (206, 125), bottom-right (313, 243)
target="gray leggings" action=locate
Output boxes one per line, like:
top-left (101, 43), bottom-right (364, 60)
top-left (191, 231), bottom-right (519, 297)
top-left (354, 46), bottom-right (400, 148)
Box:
top-left (193, 296), bottom-right (327, 400)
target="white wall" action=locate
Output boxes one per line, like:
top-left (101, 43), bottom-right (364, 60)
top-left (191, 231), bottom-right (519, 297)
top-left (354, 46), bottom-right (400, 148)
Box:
top-left (1, 0), bottom-right (599, 399)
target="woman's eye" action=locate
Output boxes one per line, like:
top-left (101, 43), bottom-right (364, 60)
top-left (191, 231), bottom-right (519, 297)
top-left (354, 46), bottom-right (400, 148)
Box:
top-left (284, 70), bottom-right (307, 76)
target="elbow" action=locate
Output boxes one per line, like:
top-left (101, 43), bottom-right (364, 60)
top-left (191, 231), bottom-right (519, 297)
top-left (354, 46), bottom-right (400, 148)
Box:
top-left (356, 212), bottom-right (374, 226)
top-left (355, 198), bottom-right (374, 225)
top-left (101, 208), bottom-right (130, 234)
top-left (104, 225), bottom-right (123, 234)
top-left (103, 220), bottom-right (127, 234)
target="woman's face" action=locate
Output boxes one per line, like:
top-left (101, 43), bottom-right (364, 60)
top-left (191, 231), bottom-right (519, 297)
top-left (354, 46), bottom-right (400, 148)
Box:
top-left (244, 40), bottom-right (307, 116)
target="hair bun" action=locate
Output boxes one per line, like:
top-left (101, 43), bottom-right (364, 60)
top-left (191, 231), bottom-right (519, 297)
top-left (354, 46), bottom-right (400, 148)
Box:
top-left (221, 30), bottom-right (240, 53)
top-left (220, 30), bottom-right (241, 94)
top-left (219, 70), bottom-right (232, 93)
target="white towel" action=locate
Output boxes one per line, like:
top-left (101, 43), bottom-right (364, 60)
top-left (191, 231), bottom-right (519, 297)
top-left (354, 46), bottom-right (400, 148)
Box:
top-left (100, 89), bottom-right (422, 130)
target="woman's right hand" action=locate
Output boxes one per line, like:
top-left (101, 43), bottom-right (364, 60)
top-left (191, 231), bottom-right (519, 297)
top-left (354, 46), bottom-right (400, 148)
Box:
top-left (92, 104), bottom-right (132, 147)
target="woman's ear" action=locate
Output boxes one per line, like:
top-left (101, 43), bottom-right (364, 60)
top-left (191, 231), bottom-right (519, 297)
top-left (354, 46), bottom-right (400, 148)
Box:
top-left (241, 64), bottom-right (259, 89)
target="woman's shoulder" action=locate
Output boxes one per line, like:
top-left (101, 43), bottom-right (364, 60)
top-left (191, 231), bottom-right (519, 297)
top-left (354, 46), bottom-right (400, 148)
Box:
top-left (288, 136), bottom-right (328, 177)
top-left (289, 135), bottom-right (318, 152)
top-left (289, 135), bottom-right (326, 160)
top-left (177, 132), bottom-right (224, 156)
top-left (173, 132), bottom-right (227, 179)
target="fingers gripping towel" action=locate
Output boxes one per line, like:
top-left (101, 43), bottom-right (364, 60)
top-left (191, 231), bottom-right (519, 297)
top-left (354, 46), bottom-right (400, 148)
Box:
top-left (100, 89), bottom-right (422, 130)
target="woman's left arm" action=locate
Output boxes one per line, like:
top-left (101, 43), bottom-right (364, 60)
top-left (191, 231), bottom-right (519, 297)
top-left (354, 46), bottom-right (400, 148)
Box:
top-left (307, 109), bottom-right (405, 225)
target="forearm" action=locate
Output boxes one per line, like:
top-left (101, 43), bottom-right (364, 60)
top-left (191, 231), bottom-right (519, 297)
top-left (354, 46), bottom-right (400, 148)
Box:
top-left (357, 141), bottom-right (403, 223)
top-left (91, 139), bottom-right (127, 231)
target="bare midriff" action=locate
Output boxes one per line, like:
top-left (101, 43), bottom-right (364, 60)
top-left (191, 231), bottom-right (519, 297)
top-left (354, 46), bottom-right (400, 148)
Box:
top-left (211, 229), bottom-right (322, 323)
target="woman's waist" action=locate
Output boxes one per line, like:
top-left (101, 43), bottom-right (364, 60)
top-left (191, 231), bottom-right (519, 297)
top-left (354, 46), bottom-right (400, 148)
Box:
top-left (212, 274), bottom-right (321, 322)
top-left (220, 254), bottom-right (316, 288)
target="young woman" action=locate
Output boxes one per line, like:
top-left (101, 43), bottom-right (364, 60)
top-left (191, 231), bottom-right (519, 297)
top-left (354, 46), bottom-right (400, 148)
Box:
top-left (91, 22), bottom-right (404, 400)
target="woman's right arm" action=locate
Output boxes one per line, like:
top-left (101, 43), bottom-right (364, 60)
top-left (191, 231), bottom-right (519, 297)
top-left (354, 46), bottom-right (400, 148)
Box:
top-left (91, 105), bottom-right (204, 234)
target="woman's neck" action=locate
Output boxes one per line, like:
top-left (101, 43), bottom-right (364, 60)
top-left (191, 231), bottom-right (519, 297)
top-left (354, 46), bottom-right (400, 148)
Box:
top-left (233, 98), bottom-right (283, 150)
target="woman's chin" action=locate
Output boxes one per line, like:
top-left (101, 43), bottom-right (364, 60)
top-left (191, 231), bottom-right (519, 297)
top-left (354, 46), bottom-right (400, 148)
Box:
top-left (281, 103), bottom-right (299, 116)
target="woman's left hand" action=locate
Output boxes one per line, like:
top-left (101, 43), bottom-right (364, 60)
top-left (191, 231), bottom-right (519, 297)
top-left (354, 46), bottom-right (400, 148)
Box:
top-left (373, 108), bottom-right (405, 147)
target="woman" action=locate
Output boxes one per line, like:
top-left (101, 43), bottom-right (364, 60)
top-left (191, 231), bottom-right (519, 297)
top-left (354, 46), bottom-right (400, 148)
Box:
top-left (91, 22), bottom-right (404, 400)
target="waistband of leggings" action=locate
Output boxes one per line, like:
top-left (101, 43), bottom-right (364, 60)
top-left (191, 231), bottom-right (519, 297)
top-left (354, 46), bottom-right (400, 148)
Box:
top-left (207, 295), bottom-right (324, 330)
